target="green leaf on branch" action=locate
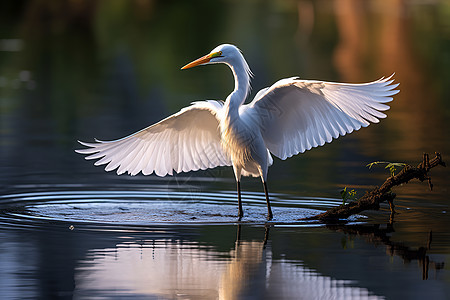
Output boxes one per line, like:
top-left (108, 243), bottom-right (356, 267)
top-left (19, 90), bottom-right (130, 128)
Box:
top-left (367, 161), bottom-right (407, 176)
top-left (340, 187), bottom-right (358, 205)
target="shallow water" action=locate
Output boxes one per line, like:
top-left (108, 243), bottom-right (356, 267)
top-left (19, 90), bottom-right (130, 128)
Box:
top-left (1, 182), bottom-right (449, 299)
top-left (1, 186), bottom-right (324, 225)
top-left (2, 1), bottom-right (450, 299)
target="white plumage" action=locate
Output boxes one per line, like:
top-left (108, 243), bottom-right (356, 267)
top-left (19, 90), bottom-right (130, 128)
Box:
top-left (247, 76), bottom-right (397, 160)
top-left (77, 100), bottom-right (230, 176)
top-left (76, 44), bottom-right (399, 220)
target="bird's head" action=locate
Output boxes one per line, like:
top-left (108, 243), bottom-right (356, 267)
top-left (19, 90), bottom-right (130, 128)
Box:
top-left (181, 44), bottom-right (242, 70)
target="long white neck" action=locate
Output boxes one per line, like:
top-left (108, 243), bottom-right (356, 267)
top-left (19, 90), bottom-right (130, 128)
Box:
top-left (224, 55), bottom-right (251, 117)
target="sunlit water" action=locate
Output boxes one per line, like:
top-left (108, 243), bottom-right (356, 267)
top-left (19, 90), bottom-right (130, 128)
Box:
top-left (1, 183), bottom-right (448, 299)
top-left (0, 184), bottom-right (330, 225)
top-left (2, 0), bottom-right (450, 299)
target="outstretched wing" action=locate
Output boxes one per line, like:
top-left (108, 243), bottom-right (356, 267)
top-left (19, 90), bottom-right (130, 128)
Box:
top-left (76, 101), bottom-right (231, 176)
top-left (244, 75), bottom-right (399, 160)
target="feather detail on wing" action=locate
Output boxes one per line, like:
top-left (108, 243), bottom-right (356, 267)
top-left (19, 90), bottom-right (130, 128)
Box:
top-left (76, 100), bottom-right (231, 176)
top-left (245, 74), bottom-right (399, 160)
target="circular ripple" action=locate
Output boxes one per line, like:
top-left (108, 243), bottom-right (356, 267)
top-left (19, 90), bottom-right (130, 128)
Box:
top-left (0, 184), bottom-right (345, 227)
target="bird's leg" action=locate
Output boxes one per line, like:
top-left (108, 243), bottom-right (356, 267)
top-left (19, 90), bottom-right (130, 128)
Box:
top-left (263, 181), bottom-right (273, 220)
top-left (237, 181), bottom-right (243, 220)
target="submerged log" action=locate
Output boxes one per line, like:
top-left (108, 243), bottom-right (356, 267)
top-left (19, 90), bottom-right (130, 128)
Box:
top-left (306, 152), bottom-right (446, 222)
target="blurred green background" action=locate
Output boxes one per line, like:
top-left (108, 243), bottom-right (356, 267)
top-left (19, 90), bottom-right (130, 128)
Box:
top-left (1, 2), bottom-right (450, 297)
top-left (1, 0), bottom-right (449, 197)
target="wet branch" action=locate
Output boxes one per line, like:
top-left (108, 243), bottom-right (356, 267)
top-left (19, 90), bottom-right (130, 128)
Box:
top-left (306, 152), bottom-right (446, 222)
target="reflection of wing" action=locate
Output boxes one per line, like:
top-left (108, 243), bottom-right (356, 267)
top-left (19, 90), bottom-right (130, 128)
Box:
top-left (76, 101), bottom-right (231, 176)
top-left (245, 75), bottom-right (399, 160)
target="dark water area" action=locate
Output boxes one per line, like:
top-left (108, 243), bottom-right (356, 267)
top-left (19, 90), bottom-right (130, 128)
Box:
top-left (1, 1), bottom-right (450, 299)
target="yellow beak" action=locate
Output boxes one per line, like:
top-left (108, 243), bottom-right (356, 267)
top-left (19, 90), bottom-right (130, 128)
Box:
top-left (181, 54), bottom-right (212, 70)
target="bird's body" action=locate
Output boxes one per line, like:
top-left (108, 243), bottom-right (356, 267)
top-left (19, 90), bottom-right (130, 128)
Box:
top-left (77, 44), bottom-right (399, 220)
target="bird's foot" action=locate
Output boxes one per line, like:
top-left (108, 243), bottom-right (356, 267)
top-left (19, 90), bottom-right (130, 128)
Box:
top-left (266, 214), bottom-right (273, 221)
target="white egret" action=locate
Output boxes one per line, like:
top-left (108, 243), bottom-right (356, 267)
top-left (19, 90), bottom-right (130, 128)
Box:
top-left (76, 44), bottom-right (399, 220)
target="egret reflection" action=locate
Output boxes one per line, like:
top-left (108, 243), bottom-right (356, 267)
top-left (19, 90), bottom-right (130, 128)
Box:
top-left (74, 225), bottom-right (382, 299)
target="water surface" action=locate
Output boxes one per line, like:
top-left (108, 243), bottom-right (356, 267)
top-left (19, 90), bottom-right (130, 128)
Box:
top-left (1, 1), bottom-right (450, 299)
